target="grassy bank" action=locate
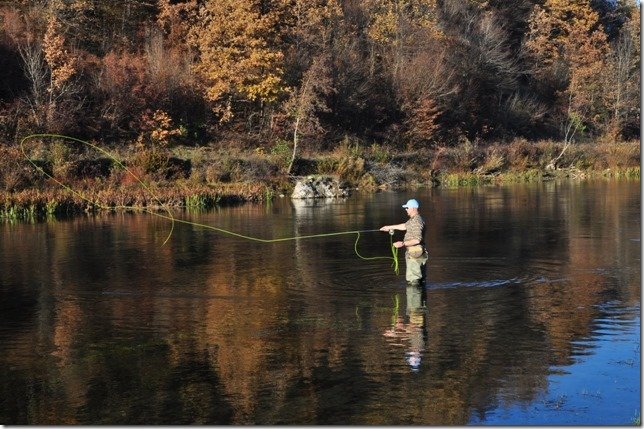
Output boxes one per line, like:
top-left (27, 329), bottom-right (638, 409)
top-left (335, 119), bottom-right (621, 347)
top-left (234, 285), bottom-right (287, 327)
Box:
top-left (1, 138), bottom-right (640, 221)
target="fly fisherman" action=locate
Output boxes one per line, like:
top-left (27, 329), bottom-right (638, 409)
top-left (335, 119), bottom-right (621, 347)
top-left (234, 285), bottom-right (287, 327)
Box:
top-left (380, 199), bottom-right (428, 288)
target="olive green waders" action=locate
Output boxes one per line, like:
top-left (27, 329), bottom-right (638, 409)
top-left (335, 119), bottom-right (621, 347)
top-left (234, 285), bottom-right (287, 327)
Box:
top-left (405, 250), bottom-right (428, 285)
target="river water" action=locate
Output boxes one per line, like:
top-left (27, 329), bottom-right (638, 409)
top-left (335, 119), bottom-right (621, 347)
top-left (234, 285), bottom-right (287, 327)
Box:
top-left (0, 179), bottom-right (640, 425)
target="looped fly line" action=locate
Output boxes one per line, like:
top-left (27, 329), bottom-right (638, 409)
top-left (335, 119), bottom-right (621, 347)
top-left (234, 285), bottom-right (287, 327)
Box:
top-left (20, 134), bottom-right (400, 274)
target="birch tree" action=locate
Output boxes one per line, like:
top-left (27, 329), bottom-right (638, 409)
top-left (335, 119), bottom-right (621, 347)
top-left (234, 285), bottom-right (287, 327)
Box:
top-left (20, 16), bottom-right (79, 132)
top-left (284, 55), bottom-right (334, 175)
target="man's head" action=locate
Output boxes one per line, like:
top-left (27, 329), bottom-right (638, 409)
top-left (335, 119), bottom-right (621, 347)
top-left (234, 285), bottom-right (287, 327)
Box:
top-left (402, 199), bottom-right (419, 216)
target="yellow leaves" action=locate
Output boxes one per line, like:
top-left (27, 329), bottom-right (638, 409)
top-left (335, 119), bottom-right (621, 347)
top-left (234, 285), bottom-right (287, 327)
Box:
top-left (526, 0), bottom-right (609, 114)
top-left (624, 5), bottom-right (640, 62)
top-left (368, 8), bottom-right (398, 45)
top-left (245, 71), bottom-right (285, 103)
top-left (129, 0), bottom-right (347, 127)
top-left (523, 0), bottom-right (640, 140)
top-left (43, 18), bottom-right (76, 91)
top-left (526, 0), bottom-right (607, 68)
top-left (304, 0), bottom-right (343, 28)
top-left (366, 0), bottom-right (442, 46)
top-left (189, 0), bottom-right (287, 114)
top-left (283, 0), bottom-right (343, 47)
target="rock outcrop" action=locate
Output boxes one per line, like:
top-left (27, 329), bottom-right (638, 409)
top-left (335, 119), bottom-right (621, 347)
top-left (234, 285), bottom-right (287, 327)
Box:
top-left (291, 175), bottom-right (350, 199)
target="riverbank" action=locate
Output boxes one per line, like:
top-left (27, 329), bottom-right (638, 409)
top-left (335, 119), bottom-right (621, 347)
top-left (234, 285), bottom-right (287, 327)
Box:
top-left (1, 138), bottom-right (640, 221)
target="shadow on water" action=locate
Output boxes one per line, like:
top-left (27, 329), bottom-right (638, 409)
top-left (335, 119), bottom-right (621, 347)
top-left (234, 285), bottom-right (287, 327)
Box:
top-left (0, 179), bottom-right (640, 424)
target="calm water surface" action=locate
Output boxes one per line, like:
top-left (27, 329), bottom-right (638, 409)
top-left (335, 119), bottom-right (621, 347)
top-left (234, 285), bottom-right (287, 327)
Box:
top-left (0, 179), bottom-right (640, 425)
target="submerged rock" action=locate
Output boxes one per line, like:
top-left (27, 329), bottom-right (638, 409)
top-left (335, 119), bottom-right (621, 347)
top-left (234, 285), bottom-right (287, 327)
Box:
top-left (291, 175), bottom-right (350, 199)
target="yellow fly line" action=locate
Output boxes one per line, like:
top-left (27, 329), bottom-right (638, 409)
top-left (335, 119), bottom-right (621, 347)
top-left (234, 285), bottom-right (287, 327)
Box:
top-left (20, 134), bottom-right (400, 274)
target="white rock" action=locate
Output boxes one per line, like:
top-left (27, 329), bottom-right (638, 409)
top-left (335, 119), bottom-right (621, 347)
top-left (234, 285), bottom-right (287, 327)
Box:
top-left (291, 176), bottom-right (349, 199)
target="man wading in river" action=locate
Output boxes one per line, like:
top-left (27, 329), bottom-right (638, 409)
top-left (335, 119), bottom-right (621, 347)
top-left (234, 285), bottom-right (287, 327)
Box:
top-left (380, 199), bottom-right (428, 290)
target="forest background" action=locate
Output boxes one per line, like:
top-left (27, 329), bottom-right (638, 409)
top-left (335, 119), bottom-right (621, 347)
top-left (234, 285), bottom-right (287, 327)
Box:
top-left (0, 0), bottom-right (640, 217)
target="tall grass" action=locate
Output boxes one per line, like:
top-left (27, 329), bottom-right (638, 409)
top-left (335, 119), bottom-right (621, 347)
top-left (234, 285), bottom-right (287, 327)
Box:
top-left (1, 138), bottom-right (639, 222)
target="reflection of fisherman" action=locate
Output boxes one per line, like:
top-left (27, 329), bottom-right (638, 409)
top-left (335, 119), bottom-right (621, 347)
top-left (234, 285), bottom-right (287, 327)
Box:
top-left (404, 282), bottom-right (426, 371)
top-left (379, 198), bottom-right (428, 288)
top-left (383, 283), bottom-right (427, 372)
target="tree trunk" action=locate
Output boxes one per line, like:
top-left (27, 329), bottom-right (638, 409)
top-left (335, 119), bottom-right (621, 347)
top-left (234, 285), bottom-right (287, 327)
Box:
top-left (286, 116), bottom-right (300, 175)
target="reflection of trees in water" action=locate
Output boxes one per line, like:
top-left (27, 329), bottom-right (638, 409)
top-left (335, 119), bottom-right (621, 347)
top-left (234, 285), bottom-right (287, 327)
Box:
top-left (371, 280), bottom-right (551, 424)
top-left (0, 181), bottom-right (640, 424)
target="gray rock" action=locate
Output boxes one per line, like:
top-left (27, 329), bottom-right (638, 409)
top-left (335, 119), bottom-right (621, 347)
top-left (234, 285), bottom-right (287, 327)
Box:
top-left (291, 175), bottom-right (350, 199)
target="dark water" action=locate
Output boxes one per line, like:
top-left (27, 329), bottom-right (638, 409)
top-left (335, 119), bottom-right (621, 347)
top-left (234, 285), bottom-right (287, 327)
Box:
top-left (1, 179), bottom-right (640, 425)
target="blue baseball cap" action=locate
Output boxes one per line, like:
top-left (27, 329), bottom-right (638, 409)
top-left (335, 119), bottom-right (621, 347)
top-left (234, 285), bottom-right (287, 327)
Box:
top-left (402, 199), bottom-right (419, 209)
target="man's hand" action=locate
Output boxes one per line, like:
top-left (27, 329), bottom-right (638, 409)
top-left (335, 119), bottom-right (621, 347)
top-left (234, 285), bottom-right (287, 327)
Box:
top-left (393, 241), bottom-right (405, 248)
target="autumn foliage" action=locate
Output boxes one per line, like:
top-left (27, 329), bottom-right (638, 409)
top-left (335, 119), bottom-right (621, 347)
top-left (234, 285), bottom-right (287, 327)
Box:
top-left (0, 0), bottom-right (639, 149)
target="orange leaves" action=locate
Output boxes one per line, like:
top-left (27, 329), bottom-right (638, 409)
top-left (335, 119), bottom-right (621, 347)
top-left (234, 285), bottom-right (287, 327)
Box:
top-left (156, 0), bottom-right (197, 47)
top-left (404, 98), bottom-right (442, 146)
top-left (1, 0), bottom-right (639, 142)
top-left (43, 18), bottom-right (76, 91)
top-left (526, 0), bottom-right (610, 128)
top-left (526, 0), bottom-right (608, 81)
top-left (97, 51), bottom-right (148, 127)
top-left (136, 109), bottom-right (182, 148)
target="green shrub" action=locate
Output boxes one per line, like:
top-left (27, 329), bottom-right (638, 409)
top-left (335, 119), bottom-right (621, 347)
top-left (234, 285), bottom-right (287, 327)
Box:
top-left (132, 147), bottom-right (169, 175)
top-left (336, 156), bottom-right (366, 182)
top-left (314, 156), bottom-right (338, 175)
top-left (270, 139), bottom-right (291, 159)
top-left (369, 143), bottom-right (392, 164)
